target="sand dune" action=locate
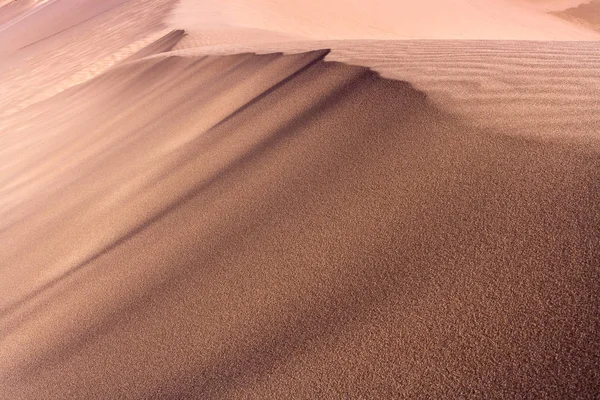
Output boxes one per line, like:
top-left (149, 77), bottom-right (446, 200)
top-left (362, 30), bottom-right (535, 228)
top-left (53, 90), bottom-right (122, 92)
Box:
top-left (1, 0), bottom-right (599, 398)
top-left (166, 1), bottom-right (600, 143)
top-left (1, 49), bottom-right (599, 398)
top-left (165, 39), bottom-right (600, 145)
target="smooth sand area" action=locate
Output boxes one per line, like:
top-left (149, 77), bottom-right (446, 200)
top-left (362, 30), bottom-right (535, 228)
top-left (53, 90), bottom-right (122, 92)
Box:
top-left (169, 0), bottom-right (600, 40)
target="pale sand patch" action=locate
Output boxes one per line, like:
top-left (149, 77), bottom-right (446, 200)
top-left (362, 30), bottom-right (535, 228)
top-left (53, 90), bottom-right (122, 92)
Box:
top-left (0, 0), bottom-right (180, 130)
top-left (0, 29), bottom-right (182, 125)
top-left (168, 0), bottom-right (600, 40)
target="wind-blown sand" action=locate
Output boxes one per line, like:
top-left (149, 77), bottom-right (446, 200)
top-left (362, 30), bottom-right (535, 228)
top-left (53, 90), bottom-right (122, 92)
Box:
top-left (167, 39), bottom-right (600, 145)
top-left (0, 0), bottom-right (599, 398)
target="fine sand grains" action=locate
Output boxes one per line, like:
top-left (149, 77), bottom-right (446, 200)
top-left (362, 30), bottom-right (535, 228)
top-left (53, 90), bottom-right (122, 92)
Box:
top-left (0, 52), bottom-right (598, 398)
top-left (1, 0), bottom-right (599, 398)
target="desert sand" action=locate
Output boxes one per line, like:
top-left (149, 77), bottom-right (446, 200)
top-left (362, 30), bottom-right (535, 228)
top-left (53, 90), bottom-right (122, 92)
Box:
top-left (0, 0), bottom-right (599, 398)
top-left (554, 0), bottom-right (600, 31)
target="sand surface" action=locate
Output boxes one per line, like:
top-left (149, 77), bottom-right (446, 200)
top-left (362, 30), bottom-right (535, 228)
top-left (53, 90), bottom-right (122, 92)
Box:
top-left (553, 0), bottom-right (600, 31)
top-left (167, 39), bottom-right (600, 146)
top-left (0, 0), bottom-right (599, 398)
top-left (169, 0), bottom-right (600, 40)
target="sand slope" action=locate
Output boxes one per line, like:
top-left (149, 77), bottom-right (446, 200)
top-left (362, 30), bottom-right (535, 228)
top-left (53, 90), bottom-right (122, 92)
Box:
top-left (1, 0), bottom-right (599, 398)
top-left (0, 0), bottom-right (141, 54)
top-left (0, 0), bottom-right (178, 126)
top-left (0, 50), bottom-right (599, 398)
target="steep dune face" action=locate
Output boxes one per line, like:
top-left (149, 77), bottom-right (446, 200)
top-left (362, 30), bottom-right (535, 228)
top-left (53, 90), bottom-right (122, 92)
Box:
top-left (0, 51), bottom-right (599, 399)
top-left (168, 39), bottom-right (600, 145)
top-left (169, 0), bottom-right (600, 40)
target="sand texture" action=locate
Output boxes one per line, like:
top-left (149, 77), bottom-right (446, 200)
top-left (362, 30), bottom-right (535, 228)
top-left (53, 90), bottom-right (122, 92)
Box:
top-left (0, 0), bottom-right (599, 398)
top-left (553, 0), bottom-right (600, 31)
top-left (168, 39), bottom-right (600, 144)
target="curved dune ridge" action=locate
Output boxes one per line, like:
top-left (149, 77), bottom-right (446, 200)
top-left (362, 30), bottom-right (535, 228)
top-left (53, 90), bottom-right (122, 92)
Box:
top-left (169, 39), bottom-right (600, 144)
top-left (1, 48), bottom-right (599, 398)
top-left (2, 0), bottom-right (600, 140)
top-left (164, 0), bottom-right (600, 143)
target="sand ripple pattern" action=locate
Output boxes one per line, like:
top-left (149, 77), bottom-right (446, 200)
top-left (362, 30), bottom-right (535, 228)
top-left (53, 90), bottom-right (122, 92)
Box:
top-left (169, 38), bottom-right (600, 142)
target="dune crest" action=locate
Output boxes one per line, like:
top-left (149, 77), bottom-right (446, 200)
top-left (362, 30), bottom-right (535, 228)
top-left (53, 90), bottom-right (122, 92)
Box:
top-left (159, 39), bottom-right (600, 145)
top-left (163, 0), bottom-right (600, 142)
